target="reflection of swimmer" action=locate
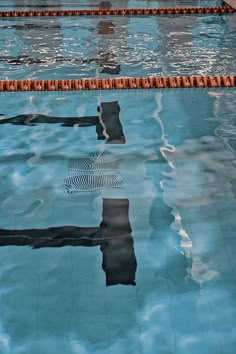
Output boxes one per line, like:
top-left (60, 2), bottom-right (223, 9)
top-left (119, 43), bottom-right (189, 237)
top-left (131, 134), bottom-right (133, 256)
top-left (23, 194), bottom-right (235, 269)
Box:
top-left (12, 2), bottom-right (62, 68)
top-left (2, 1), bottom-right (124, 75)
top-left (85, 0), bottom-right (130, 75)
top-left (0, 198), bottom-right (137, 286)
top-left (0, 54), bottom-right (121, 74)
top-left (95, 18), bottom-right (121, 74)
top-left (1, 6), bottom-right (121, 75)
top-left (0, 101), bottom-right (126, 144)
top-left (94, 52), bottom-right (121, 75)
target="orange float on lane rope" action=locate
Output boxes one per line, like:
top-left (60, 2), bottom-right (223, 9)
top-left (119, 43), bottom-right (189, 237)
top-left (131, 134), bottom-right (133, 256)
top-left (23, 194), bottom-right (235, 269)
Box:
top-left (0, 6), bottom-right (234, 17)
top-left (0, 76), bottom-right (235, 92)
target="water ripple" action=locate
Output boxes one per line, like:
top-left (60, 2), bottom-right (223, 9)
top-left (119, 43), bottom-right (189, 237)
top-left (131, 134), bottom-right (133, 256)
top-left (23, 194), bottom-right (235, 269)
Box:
top-left (0, 14), bottom-right (235, 79)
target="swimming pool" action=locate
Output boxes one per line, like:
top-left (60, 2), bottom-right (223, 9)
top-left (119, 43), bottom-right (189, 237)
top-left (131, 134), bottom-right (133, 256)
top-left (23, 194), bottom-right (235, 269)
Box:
top-left (0, 1), bottom-right (235, 354)
top-left (0, 5), bottom-right (235, 80)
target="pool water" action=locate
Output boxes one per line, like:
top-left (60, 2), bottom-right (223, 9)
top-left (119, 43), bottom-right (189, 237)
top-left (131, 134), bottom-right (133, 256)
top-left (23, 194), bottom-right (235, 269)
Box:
top-left (0, 1), bottom-right (236, 354)
top-left (0, 5), bottom-right (235, 80)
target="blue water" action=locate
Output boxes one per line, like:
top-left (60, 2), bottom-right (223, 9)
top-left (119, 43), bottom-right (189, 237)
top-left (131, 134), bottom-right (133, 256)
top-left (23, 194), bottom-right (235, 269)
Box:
top-left (0, 88), bottom-right (235, 354)
top-left (0, 1), bottom-right (236, 354)
top-left (0, 5), bottom-right (235, 80)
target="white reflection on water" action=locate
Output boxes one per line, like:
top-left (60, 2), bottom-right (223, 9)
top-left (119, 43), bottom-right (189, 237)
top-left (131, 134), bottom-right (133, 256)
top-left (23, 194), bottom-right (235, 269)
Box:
top-left (152, 92), bottom-right (193, 256)
top-left (0, 322), bottom-right (10, 354)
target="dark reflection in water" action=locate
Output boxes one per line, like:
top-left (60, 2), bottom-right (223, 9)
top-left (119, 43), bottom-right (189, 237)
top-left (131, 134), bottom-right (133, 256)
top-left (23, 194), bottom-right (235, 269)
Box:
top-left (0, 198), bottom-right (137, 286)
top-left (85, 0), bottom-right (127, 75)
top-left (99, 1), bottom-right (111, 9)
top-left (95, 10), bottom-right (121, 75)
top-left (0, 55), bottom-right (120, 74)
top-left (148, 192), bottom-right (199, 291)
top-left (2, 1), bottom-right (121, 75)
top-left (97, 101), bottom-right (125, 143)
top-left (0, 100), bottom-right (136, 286)
top-left (8, 2), bottom-right (63, 72)
top-left (0, 101), bottom-right (126, 144)
top-left (144, 96), bottom-right (200, 292)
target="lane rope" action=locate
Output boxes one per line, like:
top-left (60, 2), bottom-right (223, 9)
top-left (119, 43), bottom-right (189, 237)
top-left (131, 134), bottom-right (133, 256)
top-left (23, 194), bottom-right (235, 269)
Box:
top-left (0, 6), bottom-right (234, 18)
top-left (0, 76), bottom-right (235, 91)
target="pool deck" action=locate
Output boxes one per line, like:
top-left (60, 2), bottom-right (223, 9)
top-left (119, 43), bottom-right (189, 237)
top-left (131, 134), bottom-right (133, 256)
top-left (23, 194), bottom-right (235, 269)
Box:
top-left (224, 0), bottom-right (236, 9)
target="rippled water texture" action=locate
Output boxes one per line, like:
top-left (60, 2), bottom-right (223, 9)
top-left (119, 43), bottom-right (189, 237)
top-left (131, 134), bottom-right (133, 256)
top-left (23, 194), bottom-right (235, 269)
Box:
top-left (0, 88), bottom-right (235, 354)
top-left (0, 5), bottom-right (235, 79)
top-left (0, 0), bottom-right (236, 354)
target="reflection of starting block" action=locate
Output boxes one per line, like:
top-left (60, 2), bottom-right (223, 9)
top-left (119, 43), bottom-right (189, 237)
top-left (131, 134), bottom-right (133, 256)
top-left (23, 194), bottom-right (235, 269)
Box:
top-left (224, 0), bottom-right (236, 9)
